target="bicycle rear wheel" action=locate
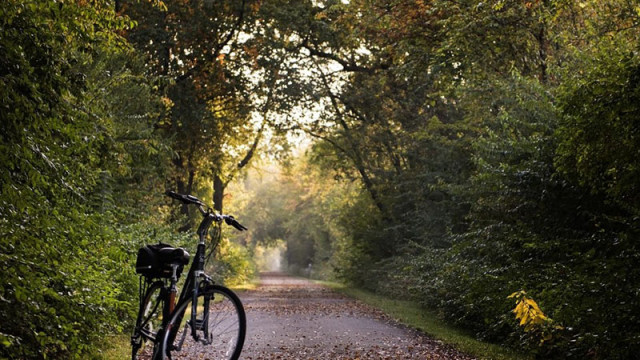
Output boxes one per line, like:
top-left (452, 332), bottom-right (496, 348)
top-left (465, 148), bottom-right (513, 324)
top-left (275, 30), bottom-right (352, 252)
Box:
top-left (132, 281), bottom-right (165, 360)
top-left (161, 285), bottom-right (246, 360)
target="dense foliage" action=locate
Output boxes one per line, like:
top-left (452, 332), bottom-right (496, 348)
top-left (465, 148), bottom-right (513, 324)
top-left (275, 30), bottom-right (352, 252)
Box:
top-left (0, 0), bottom-right (256, 358)
top-left (2, 0), bottom-right (639, 359)
top-left (241, 1), bottom-right (640, 359)
top-left (0, 1), bottom-right (150, 358)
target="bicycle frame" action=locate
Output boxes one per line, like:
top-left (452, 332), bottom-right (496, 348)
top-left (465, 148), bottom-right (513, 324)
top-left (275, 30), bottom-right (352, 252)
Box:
top-left (164, 206), bottom-right (219, 351)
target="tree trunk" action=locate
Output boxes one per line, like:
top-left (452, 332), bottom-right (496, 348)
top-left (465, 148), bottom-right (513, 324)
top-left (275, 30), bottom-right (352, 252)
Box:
top-left (213, 174), bottom-right (225, 213)
top-left (174, 156), bottom-right (195, 231)
top-left (536, 1), bottom-right (549, 84)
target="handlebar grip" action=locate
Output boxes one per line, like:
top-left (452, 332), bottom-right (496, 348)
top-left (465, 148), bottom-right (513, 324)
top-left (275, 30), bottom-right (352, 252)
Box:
top-left (232, 222), bottom-right (248, 231)
top-left (224, 216), bottom-right (248, 231)
top-left (165, 190), bottom-right (183, 201)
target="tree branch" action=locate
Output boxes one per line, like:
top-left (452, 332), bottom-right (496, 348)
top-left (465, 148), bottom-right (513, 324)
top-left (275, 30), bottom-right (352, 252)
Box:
top-left (314, 62), bottom-right (387, 214)
top-left (302, 41), bottom-right (390, 73)
top-left (301, 128), bottom-right (349, 155)
top-left (176, 0), bottom-right (247, 83)
top-left (237, 121), bottom-right (265, 170)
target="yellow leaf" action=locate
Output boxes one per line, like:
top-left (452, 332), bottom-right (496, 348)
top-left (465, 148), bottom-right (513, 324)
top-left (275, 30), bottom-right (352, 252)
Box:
top-left (525, 298), bottom-right (543, 313)
top-left (508, 291), bottom-right (520, 299)
top-left (514, 302), bottom-right (525, 316)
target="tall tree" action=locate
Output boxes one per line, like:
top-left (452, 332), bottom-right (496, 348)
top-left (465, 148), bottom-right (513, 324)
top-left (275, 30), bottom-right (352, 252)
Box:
top-left (122, 0), bottom-right (267, 216)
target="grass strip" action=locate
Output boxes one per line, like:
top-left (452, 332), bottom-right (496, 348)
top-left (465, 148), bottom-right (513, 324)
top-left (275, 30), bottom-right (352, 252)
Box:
top-left (229, 280), bottom-right (259, 291)
top-left (95, 334), bottom-right (130, 360)
top-left (320, 281), bottom-right (530, 360)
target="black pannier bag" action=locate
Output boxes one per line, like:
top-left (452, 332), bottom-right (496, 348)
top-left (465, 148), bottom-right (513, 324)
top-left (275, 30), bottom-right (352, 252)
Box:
top-left (136, 243), bottom-right (190, 279)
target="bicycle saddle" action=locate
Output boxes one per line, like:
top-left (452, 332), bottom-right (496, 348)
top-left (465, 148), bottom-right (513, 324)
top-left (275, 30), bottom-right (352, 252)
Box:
top-left (157, 247), bottom-right (190, 266)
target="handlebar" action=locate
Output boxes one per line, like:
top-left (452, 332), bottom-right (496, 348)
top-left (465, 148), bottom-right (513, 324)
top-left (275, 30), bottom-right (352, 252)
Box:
top-left (165, 190), bottom-right (247, 231)
top-left (165, 190), bottom-right (206, 206)
top-left (221, 215), bottom-right (248, 231)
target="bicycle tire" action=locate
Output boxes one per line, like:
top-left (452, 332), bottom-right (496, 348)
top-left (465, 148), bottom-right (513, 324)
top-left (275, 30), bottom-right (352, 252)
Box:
top-left (132, 281), bottom-right (165, 360)
top-left (159, 284), bottom-right (246, 360)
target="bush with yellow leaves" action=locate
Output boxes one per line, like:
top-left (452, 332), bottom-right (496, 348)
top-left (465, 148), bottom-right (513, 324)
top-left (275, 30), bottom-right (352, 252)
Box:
top-left (508, 290), bottom-right (563, 345)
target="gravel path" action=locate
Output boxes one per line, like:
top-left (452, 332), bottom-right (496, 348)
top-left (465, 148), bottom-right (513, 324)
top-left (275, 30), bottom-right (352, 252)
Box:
top-left (238, 272), bottom-right (475, 360)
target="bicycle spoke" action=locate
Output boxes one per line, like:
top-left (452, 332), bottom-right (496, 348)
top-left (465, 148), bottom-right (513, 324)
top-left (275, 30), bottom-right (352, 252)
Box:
top-left (132, 282), bottom-right (164, 360)
top-left (162, 285), bottom-right (245, 360)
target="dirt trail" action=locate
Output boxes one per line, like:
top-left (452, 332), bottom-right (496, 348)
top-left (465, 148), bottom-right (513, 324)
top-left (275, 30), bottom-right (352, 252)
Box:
top-left (238, 272), bottom-right (475, 359)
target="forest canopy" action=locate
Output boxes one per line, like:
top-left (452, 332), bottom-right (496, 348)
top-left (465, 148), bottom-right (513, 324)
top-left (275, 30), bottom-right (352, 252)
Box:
top-left (1, 0), bottom-right (639, 359)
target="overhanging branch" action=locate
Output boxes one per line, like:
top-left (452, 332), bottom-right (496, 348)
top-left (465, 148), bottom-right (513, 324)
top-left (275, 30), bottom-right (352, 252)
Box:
top-left (302, 41), bottom-right (390, 73)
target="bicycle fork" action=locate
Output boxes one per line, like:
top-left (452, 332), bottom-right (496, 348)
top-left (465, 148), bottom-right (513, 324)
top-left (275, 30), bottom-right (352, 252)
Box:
top-left (174, 272), bottom-right (215, 350)
top-left (192, 272), bottom-right (216, 343)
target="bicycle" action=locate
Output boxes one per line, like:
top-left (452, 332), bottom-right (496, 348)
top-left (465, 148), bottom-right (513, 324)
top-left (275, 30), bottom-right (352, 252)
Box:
top-left (131, 191), bottom-right (248, 360)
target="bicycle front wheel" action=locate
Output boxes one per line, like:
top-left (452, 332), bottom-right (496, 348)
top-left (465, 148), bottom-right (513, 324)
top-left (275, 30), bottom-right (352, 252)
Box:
top-left (161, 285), bottom-right (246, 360)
